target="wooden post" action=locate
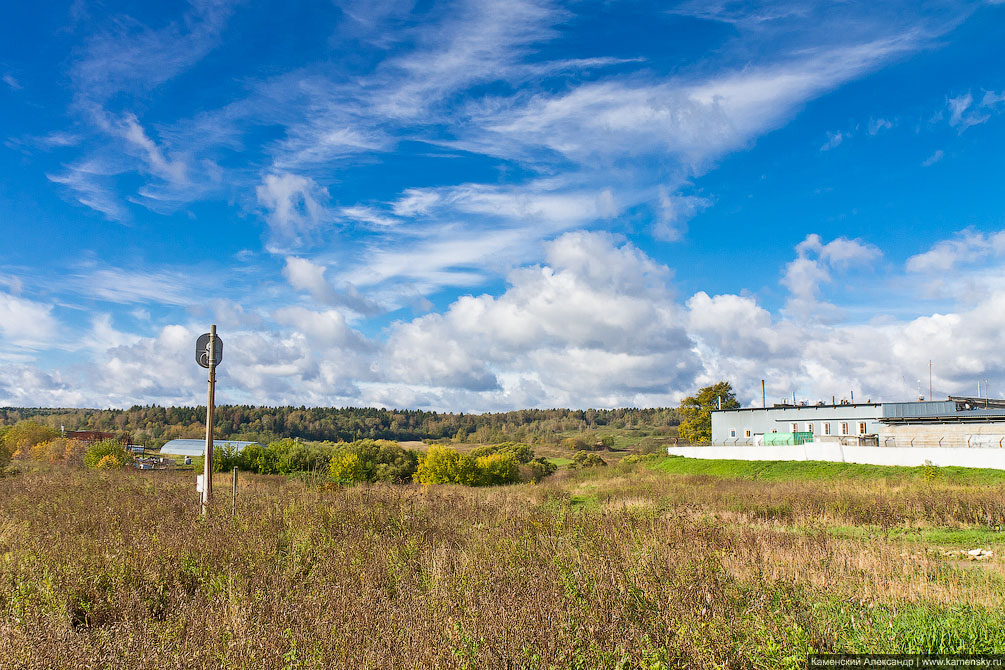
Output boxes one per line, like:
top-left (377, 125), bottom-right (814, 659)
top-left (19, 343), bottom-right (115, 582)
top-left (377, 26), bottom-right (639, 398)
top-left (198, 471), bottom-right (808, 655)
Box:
top-left (232, 466), bottom-right (238, 517)
top-left (202, 324), bottom-right (217, 515)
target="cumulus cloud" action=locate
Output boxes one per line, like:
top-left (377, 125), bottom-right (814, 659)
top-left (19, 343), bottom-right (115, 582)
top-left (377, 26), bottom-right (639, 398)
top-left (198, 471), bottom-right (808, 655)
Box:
top-left (380, 231), bottom-right (700, 403)
top-left (0, 292), bottom-right (61, 351)
top-left (9, 227), bottom-right (1005, 410)
top-left (781, 234), bottom-right (881, 316)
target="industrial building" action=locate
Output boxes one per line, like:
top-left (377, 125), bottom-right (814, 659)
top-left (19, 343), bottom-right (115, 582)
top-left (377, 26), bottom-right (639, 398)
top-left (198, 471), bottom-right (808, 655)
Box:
top-left (711, 396), bottom-right (1005, 448)
top-left (665, 396), bottom-right (1005, 470)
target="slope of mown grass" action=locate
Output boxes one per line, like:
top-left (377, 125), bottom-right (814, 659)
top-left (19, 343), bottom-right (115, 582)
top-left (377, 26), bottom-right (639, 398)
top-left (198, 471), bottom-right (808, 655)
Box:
top-left (650, 456), bottom-right (1005, 485)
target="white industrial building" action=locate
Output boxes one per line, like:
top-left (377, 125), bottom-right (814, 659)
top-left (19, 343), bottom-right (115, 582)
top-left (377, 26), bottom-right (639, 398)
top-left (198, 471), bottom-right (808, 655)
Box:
top-left (668, 396), bottom-right (1005, 470)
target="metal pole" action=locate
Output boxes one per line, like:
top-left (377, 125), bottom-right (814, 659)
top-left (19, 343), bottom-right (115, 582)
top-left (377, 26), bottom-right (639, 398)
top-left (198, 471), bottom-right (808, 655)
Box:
top-left (761, 380), bottom-right (765, 408)
top-left (202, 324), bottom-right (216, 514)
top-left (232, 466), bottom-right (237, 518)
top-left (929, 360), bottom-right (932, 400)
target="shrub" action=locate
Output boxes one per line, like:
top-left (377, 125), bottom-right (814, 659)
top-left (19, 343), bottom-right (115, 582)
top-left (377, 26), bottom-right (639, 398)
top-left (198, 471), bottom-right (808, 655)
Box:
top-left (570, 451), bottom-right (607, 469)
top-left (638, 437), bottom-right (666, 455)
top-left (415, 446), bottom-right (528, 486)
top-left (469, 441), bottom-right (535, 464)
top-left (562, 437), bottom-right (591, 451)
top-left (330, 451), bottom-right (366, 483)
top-left (619, 453), bottom-right (660, 468)
top-left (3, 420), bottom-right (60, 456)
top-left (83, 440), bottom-right (129, 469)
top-left (474, 452), bottom-right (521, 486)
top-left (26, 438), bottom-right (89, 466)
top-left (414, 445), bottom-right (480, 485)
top-left (525, 457), bottom-right (558, 482)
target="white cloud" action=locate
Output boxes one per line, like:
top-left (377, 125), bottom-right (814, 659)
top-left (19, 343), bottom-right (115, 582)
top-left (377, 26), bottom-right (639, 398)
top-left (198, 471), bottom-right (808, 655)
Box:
top-left (0, 292), bottom-right (60, 350)
top-left (118, 113), bottom-right (188, 185)
top-left (868, 117), bottom-right (893, 135)
top-left (780, 234), bottom-right (881, 318)
top-left (10, 227), bottom-right (1005, 410)
top-left (921, 149), bottom-right (944, 166)
top-left (820, 131), bottom-right (845, 151)
top-left (3, 74), bottom-right (21, 90)
top-left (70, 0), bottom-right (234, 104)
top-left (273, 306), bottom-right (370, 351)
top-left (906, 229), bottom-right (1005, 273)
top-left (256, 173), bottom-right (331, 251)
top-left (654, 190), bottom-right (710, 241)
top-left (340, 206), bottom-right (400, 228)
top-left (283, 256), bottom-right (380, 315)
top-left (945, 89), bottom-right (1005, 132)
top-left (379, 231), bottom-right (700, 402)
top-left (46, 161), bottom-right (127, 220)
top-left (71, 268), bottom-right (194, 306)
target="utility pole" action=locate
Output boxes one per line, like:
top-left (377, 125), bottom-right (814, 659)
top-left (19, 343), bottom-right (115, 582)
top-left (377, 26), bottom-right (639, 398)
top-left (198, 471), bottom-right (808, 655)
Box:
top-left (761, 380), bottom-right (765, 408)
top-left (202, 325), bottom-right (217, 514)
top-left (929, 360), bottom-right (933, 400)
top-left (195, 325), bottom-right (223, 516)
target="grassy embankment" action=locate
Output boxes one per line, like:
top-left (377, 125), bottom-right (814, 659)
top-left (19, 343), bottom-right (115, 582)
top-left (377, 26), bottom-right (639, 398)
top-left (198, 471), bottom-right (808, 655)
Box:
top-left (1, 456), bottom-right (1004, 668)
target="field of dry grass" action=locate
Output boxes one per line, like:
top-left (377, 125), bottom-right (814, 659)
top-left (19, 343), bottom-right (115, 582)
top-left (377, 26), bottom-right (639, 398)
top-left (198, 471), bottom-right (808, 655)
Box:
top-left (2, 458), bottom-right (1004, 668)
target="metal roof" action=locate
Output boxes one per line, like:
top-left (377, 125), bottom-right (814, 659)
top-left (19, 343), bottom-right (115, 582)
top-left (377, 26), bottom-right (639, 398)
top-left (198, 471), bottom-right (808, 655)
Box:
top-left (715, 400), bottom-right (1005, 422)
top-left (713, 402), bottom-right (881, 414)
top-left (159, 439), bottom-right (261, 456)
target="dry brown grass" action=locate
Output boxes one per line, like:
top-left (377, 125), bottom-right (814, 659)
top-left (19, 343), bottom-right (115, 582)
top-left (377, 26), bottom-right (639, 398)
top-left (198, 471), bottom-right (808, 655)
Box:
top-left (1, 463), bottom-right (1004, 668)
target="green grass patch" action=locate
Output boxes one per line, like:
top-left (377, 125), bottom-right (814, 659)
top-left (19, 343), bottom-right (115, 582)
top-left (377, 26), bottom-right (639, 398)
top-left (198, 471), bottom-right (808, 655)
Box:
top-left (793, 524), bottom-right (1004, 548)
top-left (650, 456), bottom-right (1005, 484)
top-left (546, 457), bottom-right (573, 466)
top-left (810, 600), bottom-right (1005, 653)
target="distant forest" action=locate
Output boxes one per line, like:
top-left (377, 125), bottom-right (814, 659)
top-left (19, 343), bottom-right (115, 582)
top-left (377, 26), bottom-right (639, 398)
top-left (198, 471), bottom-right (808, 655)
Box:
top-left (0, 405), bottom-right (681, 448)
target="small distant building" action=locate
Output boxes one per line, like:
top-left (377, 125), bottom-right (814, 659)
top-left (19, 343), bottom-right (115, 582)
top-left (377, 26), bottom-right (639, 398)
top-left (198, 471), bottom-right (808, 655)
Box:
top-left (65, 430), bottom-right (129, 444)
top-left (159, 439), bottom-right (262, 457)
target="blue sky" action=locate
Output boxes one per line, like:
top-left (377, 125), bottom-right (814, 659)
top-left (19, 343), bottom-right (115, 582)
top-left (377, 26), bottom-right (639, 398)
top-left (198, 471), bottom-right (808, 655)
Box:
top-left (2, 0), bottom-right (1005, 410)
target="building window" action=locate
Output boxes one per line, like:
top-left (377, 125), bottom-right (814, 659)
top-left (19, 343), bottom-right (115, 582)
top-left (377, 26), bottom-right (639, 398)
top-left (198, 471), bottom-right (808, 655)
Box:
top-left (730, 430), bottom-right (736, 438)
top-left (790, 423), bottom-right (798, 433)
top-left (744, 429), bottom-right (751, 438)
top-left (806, 423), bottom-right (814, 434)
top-left (858, 422), bottom-right (867, 435)
top-left (840, 422), bottom-right (849, 435)
top-left (824, 423), bottom-right (831, 435)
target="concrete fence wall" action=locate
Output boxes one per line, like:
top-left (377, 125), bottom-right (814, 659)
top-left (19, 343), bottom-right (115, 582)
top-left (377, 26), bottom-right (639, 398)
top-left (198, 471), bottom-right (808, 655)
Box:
top-left (665, 444), bottom-right (1005, 470)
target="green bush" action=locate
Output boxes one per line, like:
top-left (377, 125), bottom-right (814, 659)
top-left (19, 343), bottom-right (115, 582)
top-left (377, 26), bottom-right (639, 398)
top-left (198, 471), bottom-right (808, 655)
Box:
top-left (414, 445), bottom-right (522, 486)
top-left (526, 457), bottom-right (558, 482)
top-left (83, 440), bottom-right (129, 469)
top-left (569, 451), bottom-right (607, 469)
top-left (2, 420), bottom-right (60, 458)
top-left (637, 437), bottom-right (666, 455)
top-left (414, 445), bottom-right (480, 485)
top-left (474, 452), bottom-right (521, 486)
top-left (330, 451), bottom-right (366, 483)
top-left (469, 441), bottom-right (534, 464)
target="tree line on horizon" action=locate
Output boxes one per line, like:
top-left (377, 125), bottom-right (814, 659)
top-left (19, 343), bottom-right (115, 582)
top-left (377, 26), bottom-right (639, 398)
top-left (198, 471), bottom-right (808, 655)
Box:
top-left (0, 404), bottom-right (683, 448)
